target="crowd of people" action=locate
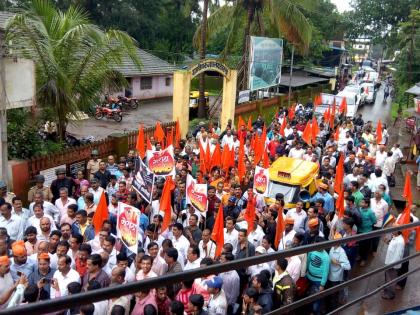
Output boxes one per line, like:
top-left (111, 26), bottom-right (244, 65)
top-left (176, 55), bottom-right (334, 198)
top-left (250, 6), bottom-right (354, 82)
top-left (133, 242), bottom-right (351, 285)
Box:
top-left (0, 100), bottom-right (417, 315)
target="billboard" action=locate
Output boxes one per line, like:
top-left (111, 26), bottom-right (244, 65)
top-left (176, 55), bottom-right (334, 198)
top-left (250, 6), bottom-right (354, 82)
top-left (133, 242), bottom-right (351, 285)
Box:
top-left (248, 36), bottom-right (283, 91)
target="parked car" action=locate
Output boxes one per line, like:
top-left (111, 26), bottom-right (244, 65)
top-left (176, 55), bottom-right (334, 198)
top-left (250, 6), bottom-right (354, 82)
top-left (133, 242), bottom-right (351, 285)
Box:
top-left (343, 84), bottom-right (366, 105)
top-left (336, 90), bottom-right (360, 118)
top-left (360, 82), bottom-right (377, 105)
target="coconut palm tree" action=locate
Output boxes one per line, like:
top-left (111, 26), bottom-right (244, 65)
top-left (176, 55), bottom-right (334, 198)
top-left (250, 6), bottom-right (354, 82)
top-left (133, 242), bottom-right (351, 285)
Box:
top-left (198, 0), bottom-right (210, 119)
top-left (6, 0), bottom-right (141, 140)
top-left (194, 0), bottom-right (313, 89)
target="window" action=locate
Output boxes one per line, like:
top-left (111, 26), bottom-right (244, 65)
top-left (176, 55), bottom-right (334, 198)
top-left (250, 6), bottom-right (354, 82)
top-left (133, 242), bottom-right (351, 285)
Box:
top-left (165, 77), bottom-right (171, 86)
top-left (140, 77), bottom-right (152, 90)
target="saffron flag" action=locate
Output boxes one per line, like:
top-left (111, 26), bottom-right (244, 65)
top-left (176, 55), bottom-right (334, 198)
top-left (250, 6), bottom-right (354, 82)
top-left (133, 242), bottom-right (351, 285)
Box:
top-left (136, 124), bottom-right (145, 159)
top-left (165, 128), bottom-right (173, 148)
top-left (237, 116), bottom-right (246, 132)
top-left (324, 106), bottom-right (330, 123)
top-left (288, 105), bottom-right (295, 121)
top-left (398, 172), bottom-right (413, 242)
top-left (211, 204), bottom-right (224, 257)
top-left (263, 150), bottom-right (270, 168)
top-left (154, 121), bottom-right (165, 144)
top-left (199, 143), bottom-right (207, 175)
top-left (244, 193), bottom-right (256, 234)
top-left (329, 100), bottom-right (336, 129)
top-left (160, 176), bottom-right (175, 232)
top-left (92, 192), bottom-right (109, 235)
top-left (376, 120), bottom-right (383, 144)
top-left (334, 127), bottom-right (340, 141)
top-left (210, 142), bottom-right (222, 171)
top-left (336, 187), bottom-right (345, 219)
top-left (334, 153), bottom-right (344, 194)
top-left (311, 117), bottom-right (320, 143)
top-left (175, 118), bottom-right (181, 148)
top-left (237, 137), bottom-right (246, 180)
top-left (403, 171), bottom-right (413, 206)
top-left (339, 97), bottom-right (347, 114)
top-left (146, 137), bottom-right (153, 150)
top-left (302, 121), bottom-right (312, 145)
top-left (274, 207), bottom-right (285, 250)
top-left (280, 116), bottom-right (287, 137)
top-left (205, 142), bottom-right (211, 172)
top-left (247, 116), bottom-right (253, 131)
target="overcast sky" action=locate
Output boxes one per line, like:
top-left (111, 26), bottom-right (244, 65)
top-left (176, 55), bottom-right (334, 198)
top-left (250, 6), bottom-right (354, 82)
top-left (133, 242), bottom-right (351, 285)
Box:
top-left (331, 0), bottom-right (352, 13)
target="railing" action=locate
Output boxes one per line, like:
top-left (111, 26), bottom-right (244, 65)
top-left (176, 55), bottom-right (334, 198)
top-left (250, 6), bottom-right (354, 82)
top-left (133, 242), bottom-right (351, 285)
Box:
top-left (27, 121), bottom-right (177, 179)
top-left (2, 221), bottom-right (419, 315)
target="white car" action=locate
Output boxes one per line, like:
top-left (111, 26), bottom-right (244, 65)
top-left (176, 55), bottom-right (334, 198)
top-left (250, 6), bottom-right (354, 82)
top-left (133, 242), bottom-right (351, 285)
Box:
top-left (360, 82), bottom-right (376, 104)
top-left (336, 90), bottom-right (360, 118)
top-left (343, 84), bottom-right (366, 105)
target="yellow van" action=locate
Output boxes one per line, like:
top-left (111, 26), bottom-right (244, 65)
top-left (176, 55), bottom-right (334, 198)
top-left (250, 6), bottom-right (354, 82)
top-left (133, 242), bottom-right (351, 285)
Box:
top-left (189, 91), bottom-right (209, 109)
top-left (266, 157), bottom-right (319, 208)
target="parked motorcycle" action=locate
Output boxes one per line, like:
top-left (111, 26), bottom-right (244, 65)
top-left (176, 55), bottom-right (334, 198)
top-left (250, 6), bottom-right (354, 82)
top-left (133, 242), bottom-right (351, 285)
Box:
top-left (94, 105), bottom-right (123, 122)
top-left (65, 132), bottom-right (94, 146)
top-left (117, 95), bottom-right (139, 110)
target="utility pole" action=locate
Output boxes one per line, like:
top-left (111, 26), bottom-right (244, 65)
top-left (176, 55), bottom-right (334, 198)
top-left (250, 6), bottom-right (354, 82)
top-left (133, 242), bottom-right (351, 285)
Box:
top-left (0, 34), bottom-right (8, 185)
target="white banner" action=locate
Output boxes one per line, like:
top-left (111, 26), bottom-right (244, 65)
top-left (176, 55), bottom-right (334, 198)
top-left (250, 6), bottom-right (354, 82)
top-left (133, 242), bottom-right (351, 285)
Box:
top-left (146, 145), bottom-right (175, 177)
top-left (253, 166), bottom-right (270, 197)
top-left (117, 202), bottom-right (140, 254)
top-left (186, 174), bottom-right (208, 215)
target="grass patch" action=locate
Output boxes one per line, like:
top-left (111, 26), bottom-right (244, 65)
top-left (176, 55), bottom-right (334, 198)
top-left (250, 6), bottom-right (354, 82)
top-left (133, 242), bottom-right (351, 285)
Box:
top-left (391, 101), bottom-right (415, 120)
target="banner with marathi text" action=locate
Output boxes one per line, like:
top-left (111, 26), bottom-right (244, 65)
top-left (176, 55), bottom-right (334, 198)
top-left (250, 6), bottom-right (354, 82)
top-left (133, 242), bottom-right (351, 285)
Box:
top-left (186, 174), bottom-right (208, 215)
top-left (132, 159), bottom-right (155, 204)
top-left (253, 166), bottom-right (269, 197)
top-left (146, 145), bottom-right (175, 177)
top-left (117, 202), bottom-right (140, 254)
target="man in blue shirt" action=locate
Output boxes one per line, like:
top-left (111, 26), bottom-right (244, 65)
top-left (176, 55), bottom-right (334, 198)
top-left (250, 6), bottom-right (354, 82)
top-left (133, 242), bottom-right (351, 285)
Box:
top-left (310, 183), bottom-right (334, 214)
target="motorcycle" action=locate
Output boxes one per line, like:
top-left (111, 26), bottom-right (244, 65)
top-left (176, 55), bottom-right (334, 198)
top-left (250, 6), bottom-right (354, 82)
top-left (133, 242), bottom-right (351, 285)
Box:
top-left (94, 104), bottom-right (123, 122)
top-left (65, 132), bottom-right (94, 146)
top-left (117, 95), bottom-right (139, 110)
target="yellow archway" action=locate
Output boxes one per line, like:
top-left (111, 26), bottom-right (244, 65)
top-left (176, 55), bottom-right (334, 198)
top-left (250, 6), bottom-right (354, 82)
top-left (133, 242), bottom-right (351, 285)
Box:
top-left (172, 59), bottom-right (237, 137)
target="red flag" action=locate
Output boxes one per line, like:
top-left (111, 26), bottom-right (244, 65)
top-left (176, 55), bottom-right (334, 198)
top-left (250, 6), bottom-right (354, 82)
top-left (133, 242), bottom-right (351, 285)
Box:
top-left (205, 142), bottom-right (211, 172)
top-left (199, 143), bottom-right (207, 175)
top-left (403, 171), bottom-right (413, 206)
top-left (336, 187), bottom-right (345, 219)
top-left (329, 101), bottom-right (336, 129)
top-left (175, 119), bottom-right (181, 148)
top-left (92, 192), bottom-right (109, 235)
top-left (311, 117), bottom-right (320, 143)
top-left (334, 127), bottom-right (340, 141)
top-left (314, 95), bottom-right (322, 107)
top-left (210, 142), bottom-right (222, 171)
top-left (324, 106), bottom-right (330, 123)
top-left (274, 207), bottom-right (285, 249)
top-left (136, 124), bottom-right (145, 159)
top-left (211, 204), bottom-right (225, 257)
top-left (166, 128), bottom-right (173, 148)
top-left (237, 116), bottom-right (246, 132)
top-left (339, 97), bottom-right (348, 114)
top-left (334, 153), bottom-right (344, 193)
top-left (247, 116), bottom-right (253, 131)
top-left (279, 117), bottom-right (287, 137)
top-left (263, 150), bottom-right (270, 168)
top-left (376, 120), bottom-right (383, 144)
top-left (416, 227), bottom-right (420, 252)
top-left (259, 125), bottom-right (267, 157)
top-left (302, 121), bottom-right (312, 145)
top-left (288, 105), bottom-right (295, 120)
top-left (160, 176), bottom-right (175, 232)
top-left (146, 137), bottom-right (153, 150)
top-left (244, 193), bottom-right (256, 234)
top-left (154, 121), bottom-right (165, 144)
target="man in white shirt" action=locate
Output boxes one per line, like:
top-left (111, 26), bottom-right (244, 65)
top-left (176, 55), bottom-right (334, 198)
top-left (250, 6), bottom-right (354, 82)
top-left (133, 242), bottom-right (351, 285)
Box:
top-left (205, 276), bottom-right (228, 315)
top-left (50, 255), bottom-right (80, 298)
top-left (29, 192), bottom-right (60, 225)
top-left (198, 228), bottom-right (216, 260)
top-left (0, 255), bottom-right (15, 309)
top-left (0, 203), bottom-right (23, 241)
top-left (171, 223), bottom-right (190, 265)
top-left (54, 187), bottom-right (76, 222)
top-left (286, 201), bottom-right (307, 233)
top-left (97, 235), bottom-right (119, 270)
top-left (224, 217), bottom-right (239, 255)
top-left (27, 203), bottom-right (57, 236)
top-left (391, 144), bottom-right (404, 162)
top-left (221, 128), bottom-right (234, 149)
top-left (219, 252), bottom-right (240, 308)
top-left (382, 230), bottom-right (405, 300)
top-left (288, 142), bottom-right (305, 159)
top-left (184, 245), bottom-right (202, 271)
top-left (278, 218), bottom-right (296, 250)
top-left (246, 246), bottom-right (271, 277)
top-left (375, 145), bottom-right (388, 169)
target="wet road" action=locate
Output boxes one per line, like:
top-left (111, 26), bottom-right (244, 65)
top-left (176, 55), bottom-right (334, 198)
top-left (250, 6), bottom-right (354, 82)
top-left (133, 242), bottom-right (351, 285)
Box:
top-left (357, 84), bottom-right (392, 125)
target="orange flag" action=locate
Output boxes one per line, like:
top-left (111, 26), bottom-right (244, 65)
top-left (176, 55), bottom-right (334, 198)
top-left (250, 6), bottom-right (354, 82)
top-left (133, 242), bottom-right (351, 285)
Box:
top-left (376, 120), bottom-right (383, 144)
top-left (314, 95), bottom-right (322, 107)
top-left (166, 128), bottom-right (173, 148)
top-left (229, 146), bottom-right (235, 169)
top-left (254, 134), bottom-right (261, 165)
top-left (288, 105), bottom-right (295, 120)
top-left (302, 121), bottom-right (312, 145)
top-left (263, 150), bottom-right (270, 168)
top-left (211, 204), bottom-right (225, 257)
top-left (244, 193), bottom-right (256, 234)
top-left (336, 186), bottom-right (345, 219)
top-left (259, 125), bottom-right (267, 157)
top-left (334, 153), bottom-right (344, 193)
top-left (274, 207), bottom-right (285, 249)
top-left (175, 119), bottom-right (181, 148)
top-left (237, 138), bottom-right (246, 180)
top-left (205, 142), bottom-right (211, 172)
top-left (334, 127), bottom-right (340, 141)
top-left (402, 171), bottom-right (413, 206)
top-left (136, 124), bottom-right (145, 159)
top-left (311, 117), bottom-right (320, 143)
top-left (398, 172), bottom-right (413, 242)
top-left (279, 117), bottom-right (287, 137)
top-left (160, 176), bottom-right (175, 232)
top-left (237, 116), bottom-right (246, 132)
top-left (339, 97), bottom-right (348, 114)
top-left (210, 142), bottom-right (222, 171)
top-left (154, 121), bottom-right (165, 144)
top-left (92, 192), bottom-right (109, 235)
top-left (329, 100), bottom-right (336, 129)
top-left (416, 227), bottom-right (420, 252)
top-left (324, 106), bottom-right (330, 123)
top-left (146, 137), bottom-right (153, 150)
top-left (199, 143), bottom-right (207, 175)
top-left (247, 116), bottom-right (253, 131)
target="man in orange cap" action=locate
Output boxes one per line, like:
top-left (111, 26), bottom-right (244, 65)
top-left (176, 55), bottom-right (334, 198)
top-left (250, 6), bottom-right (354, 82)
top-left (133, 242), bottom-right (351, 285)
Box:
top-left (303, 216), bottom-right (324, 245)
top-left (278, 217), bottom-right (296, 250)
top-left (10, 240), bottom-right (35, 281)
top-left (28, 252), bottom-right (56, 300)
top-left (310, 182), bottom-right (334, 214)
top-left (0, 255), bottom-right (16, 308)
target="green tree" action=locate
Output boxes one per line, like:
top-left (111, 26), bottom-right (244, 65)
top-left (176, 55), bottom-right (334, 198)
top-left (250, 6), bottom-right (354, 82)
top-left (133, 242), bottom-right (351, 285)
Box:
top-left (6, 0), bottom-right (141, 140)
top-left (198, 0), bottom-right (209, 119)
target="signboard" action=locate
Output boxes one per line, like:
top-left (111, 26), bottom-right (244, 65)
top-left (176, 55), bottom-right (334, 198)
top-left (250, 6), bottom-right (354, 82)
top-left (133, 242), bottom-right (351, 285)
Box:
top-left (248, 36), bottom-right (283, 91)
top-left (69, 161), bottom-right (86, 178)
top-left (132, 160), bottom-right (155, 204)
top-left (146, 145), bottom-right (175, 177)
top-left (253, 166), bottom-right (269, 196)
top-left (5, 58), bottom-right (36, 109)
top-left (117, 202), bottom-right (140, 254)
top-left (238, 90), bottom-right (250, 104)
top-left (186, 174), bottom-right (208, 214)
top-left (191, 59), bottom-right (229, 78)
top-left (39, 164), bottom-right (67, 186)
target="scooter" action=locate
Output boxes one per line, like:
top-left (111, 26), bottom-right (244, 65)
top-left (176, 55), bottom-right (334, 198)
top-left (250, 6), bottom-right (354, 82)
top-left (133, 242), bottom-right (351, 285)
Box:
top-left (94, 105), bottom-right (123, 122)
